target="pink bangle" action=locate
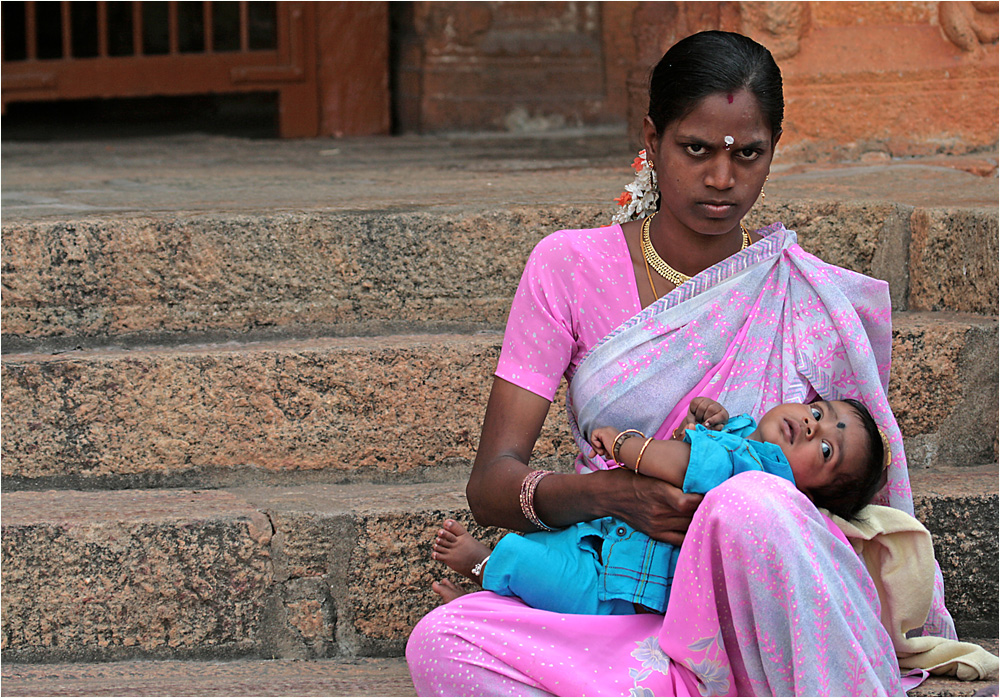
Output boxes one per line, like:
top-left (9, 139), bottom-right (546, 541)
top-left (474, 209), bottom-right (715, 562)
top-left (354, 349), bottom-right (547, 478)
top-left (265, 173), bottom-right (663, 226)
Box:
top-left (519, 470), bottom-right (557, 531)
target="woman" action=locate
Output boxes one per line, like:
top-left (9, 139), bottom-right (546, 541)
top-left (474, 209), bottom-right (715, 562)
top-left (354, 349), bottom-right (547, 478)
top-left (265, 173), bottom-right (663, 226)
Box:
top-left (406, 31), bottom-right (957, 696)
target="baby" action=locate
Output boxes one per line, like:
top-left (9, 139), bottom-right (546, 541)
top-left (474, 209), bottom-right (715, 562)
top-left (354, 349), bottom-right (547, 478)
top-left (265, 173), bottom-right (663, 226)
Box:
top-left (431, 396), bottom-right (887, 615)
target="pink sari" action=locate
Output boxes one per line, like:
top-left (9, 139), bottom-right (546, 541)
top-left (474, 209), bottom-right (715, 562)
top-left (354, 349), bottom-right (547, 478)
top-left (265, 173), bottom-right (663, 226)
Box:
top-left (406, 224), bottom-right (954, 696)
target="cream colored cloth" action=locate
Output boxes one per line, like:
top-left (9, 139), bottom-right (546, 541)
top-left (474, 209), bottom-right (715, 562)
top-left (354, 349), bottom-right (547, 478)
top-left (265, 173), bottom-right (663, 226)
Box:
top-left (829, 505), bottom-right (999, 681)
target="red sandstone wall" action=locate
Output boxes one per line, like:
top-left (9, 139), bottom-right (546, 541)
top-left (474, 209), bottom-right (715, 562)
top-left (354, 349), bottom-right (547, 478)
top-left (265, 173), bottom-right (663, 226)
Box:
top-left (625, 1), bottom-right (999, 161)
top-left (391, 1), bottom-right (634, 132)
top-left (390, 1), bottom-right (997, 160)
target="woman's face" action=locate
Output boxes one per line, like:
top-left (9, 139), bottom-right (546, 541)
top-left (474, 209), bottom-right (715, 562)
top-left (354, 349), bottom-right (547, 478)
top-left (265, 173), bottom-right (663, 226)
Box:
top-left (644, 89), bottom-right (779, 237)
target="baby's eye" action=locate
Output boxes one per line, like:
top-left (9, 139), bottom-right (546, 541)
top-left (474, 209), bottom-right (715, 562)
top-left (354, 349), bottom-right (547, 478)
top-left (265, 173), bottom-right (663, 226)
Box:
top-left (811, 407), bottom-right (822, 420)
top-left (821, 441), bottom-right (832, 459)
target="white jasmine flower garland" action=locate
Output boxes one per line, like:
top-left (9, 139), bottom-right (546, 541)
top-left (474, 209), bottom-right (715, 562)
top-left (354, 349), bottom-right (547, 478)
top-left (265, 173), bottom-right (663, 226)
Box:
top-left (612, 149), bottom-right (660, 224)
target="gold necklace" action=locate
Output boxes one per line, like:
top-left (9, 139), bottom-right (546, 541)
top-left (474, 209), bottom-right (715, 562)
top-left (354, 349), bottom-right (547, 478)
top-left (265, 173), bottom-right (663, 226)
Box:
top-left (640, 213), bottom-right (751, 287)
top-left (643, 249), bottom-right (658, 299)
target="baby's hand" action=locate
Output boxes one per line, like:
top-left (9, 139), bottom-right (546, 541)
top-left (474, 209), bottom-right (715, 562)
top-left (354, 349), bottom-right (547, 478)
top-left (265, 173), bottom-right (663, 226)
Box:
top-left (589, 426), bottom-right (619, 459)
top-left (672, 397), bottom-right (729, 439)
top-left (689, 396), bottom-right (729, 429)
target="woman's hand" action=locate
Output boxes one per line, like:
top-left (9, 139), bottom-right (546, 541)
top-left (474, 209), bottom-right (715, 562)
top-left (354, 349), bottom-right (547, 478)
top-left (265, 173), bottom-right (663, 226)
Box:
top-left (467, 377), bottom-right (703, 544)
top-left (598, 467), bottom-right (703, 546)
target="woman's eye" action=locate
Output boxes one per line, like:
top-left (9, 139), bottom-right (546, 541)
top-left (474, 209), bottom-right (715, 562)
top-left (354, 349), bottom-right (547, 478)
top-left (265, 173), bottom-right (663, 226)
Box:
top-left (685, 144), bottom-right (707, 156)
top-left (736, 148), bottom-right (760, 160)
top-left (811, 407), bottom-right (822, 420)
top-left (821, 442), bottom-right (832, 459)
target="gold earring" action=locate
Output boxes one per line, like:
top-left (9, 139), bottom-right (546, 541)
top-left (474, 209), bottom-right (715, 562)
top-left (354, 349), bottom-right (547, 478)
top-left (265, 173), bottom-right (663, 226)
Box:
top-left (761, 175), bottom-right (769, 200)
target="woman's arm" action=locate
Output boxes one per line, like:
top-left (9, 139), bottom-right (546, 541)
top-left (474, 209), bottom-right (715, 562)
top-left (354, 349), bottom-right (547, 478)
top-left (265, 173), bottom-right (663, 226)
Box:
top-left (467, 376), bottom-right (703, 546)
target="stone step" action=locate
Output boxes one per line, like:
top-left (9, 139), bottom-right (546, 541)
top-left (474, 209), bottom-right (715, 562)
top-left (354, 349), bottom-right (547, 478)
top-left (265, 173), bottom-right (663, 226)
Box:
top-left (2, 313), bottom-right (996, 491)
top-left (0, 657), bottom-right (417, 697)
top-left (2, 202), bottom-right (996, 353)
top-left (2, 468), bottom-right (996, 663)
top-left (1, 655), bottom-right (996, 697)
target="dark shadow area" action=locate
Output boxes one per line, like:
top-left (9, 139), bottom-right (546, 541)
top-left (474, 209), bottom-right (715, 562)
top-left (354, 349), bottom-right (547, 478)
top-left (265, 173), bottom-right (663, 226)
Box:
top-left (2, 92), bottom-right (279, 141)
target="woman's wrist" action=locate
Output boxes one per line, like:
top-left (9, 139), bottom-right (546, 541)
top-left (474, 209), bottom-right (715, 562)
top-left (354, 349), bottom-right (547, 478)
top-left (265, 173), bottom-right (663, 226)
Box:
top-left (531, 468), bottom-right (636, 528)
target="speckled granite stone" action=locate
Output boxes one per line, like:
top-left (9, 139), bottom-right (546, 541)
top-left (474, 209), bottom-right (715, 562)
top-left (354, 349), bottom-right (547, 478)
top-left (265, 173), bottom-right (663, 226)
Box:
top-left (911, 466), bottom-right (1000, 638)
top-left (3, 204), bottom-right (995, 350)
top-left (3, 315), bottom-right (993, 489)
top-left (0, 334), bottom-right (570, 489)
top-left (890, 313), bottom-right (999, 468)
top-left (2, 479), bottom-right (995, 662)
top-left (1, 489), bottom-right (274, 662)
top-left (909, 208), bottom-right (999, 314)
top-left (0, 656), bottom-right (418, 696)
top-left (0, 209), bottom-right (605, 346)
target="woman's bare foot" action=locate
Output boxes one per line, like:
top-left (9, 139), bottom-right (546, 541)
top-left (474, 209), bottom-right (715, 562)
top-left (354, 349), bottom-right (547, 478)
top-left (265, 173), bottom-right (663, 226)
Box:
top-left (431, 578), bottom-right (468, 603)
top-left (432, 519), bottom-right (493, 583)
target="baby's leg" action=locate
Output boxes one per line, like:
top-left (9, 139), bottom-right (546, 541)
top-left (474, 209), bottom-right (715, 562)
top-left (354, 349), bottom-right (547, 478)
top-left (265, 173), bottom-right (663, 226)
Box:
top-left (431, 519), bottom-right (492, 602)
top-left (486, 525), bottom-right (634, 615)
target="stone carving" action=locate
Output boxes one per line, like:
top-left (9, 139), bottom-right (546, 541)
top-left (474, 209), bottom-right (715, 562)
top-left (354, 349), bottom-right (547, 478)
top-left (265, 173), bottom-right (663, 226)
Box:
top-left (739, 1), bottom-right (811, 59)
top-left (939, 1), bottom-right (999, 51)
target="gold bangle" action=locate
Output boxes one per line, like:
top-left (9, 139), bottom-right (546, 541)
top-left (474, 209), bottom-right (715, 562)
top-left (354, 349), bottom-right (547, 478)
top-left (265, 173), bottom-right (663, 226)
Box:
top-left (635, 437), bottom-right (654, 476)
top-left (612, 429), bottom-right (645, 465)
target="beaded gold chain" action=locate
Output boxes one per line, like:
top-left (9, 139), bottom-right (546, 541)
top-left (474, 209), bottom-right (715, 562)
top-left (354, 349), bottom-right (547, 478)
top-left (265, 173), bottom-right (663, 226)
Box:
top-left (641, 212), bottom-right (751, 288)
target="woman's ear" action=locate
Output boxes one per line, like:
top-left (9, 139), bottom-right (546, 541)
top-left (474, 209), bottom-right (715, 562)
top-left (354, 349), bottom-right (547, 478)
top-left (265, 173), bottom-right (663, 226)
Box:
top-left (642, 116), bottom-right (660, 160)
top-left (770, 128), bottom-right (783, 152)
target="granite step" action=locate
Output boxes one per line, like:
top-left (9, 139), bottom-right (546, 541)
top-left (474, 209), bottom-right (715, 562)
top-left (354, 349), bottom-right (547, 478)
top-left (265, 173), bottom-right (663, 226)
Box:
top-left (2, 312), bottom-right (996, 491)
top-left (0, 657), bottom-right (418, 697)
top-left (1, 202), bottom-right (996, 354)
top-left (1, 654), bottom-right (997, 697)
top-left (2, 468), bottom-right (996, 663)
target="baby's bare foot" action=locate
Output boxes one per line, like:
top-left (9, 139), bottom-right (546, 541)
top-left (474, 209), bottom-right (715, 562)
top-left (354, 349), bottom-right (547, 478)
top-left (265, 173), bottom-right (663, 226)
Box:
top-left (431, 578), bottom-right (468, 603)
top-left (431, 519), bottom-right (492, 583)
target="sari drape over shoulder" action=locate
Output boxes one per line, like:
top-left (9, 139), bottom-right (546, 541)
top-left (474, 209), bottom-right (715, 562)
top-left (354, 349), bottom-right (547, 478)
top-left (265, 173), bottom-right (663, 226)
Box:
top-left (407, 223), bottom-right (958, 697)
top-left (566, 223), bottom-right (955, 639)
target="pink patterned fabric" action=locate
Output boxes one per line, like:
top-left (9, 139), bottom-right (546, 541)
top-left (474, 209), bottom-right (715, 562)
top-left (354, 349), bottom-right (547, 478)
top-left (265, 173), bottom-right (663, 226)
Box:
top-left (408, 223), bottom-right (955, 696)
top-left (407, 473), bottom-right (904, 696)
top-left (496, 224), bottom-right (638, 402)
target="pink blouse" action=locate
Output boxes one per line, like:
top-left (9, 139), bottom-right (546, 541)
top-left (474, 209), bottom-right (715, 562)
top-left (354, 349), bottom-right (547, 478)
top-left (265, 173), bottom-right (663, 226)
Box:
top-left (496, 224), bottom-right (641, 401)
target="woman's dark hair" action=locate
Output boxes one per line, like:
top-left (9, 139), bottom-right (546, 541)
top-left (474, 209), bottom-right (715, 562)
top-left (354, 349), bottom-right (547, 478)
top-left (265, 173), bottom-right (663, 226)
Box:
top-left (809, 398), bottom-right (887, 521)
top-left (648, 30), bottom-right (784, 137)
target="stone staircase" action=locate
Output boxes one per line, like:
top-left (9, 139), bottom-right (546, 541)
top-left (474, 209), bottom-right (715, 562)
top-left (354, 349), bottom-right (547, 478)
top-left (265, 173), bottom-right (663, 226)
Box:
top-left (1, 134), bottom-right (997, 695)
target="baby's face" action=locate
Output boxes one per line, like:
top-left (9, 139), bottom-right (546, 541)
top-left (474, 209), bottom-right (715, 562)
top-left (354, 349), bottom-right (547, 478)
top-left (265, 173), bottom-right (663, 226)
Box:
top-left (754, 400), bottom-right (867, 495)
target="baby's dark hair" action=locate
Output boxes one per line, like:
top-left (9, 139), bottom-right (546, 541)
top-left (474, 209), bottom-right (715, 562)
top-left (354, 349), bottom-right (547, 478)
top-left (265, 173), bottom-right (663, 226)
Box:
top-left (808, 398), bottom-right (887, 520)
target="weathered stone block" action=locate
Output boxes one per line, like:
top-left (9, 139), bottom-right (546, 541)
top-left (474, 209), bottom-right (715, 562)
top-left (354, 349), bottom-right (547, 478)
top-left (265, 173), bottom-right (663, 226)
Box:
top-left (238, 482), bottom-right (481, 658)
top-left (909, 208), bottom-right (999, 314)
top-left (911, 465), bottom-right (1000, 638)
top-left (889, 313), bottom-right (999, 469)
top-left (3, 314), bottom-right (994, 488)
top-left (0, 334), bottom-right (577, 489)
top-left (0, 490), bottom-right (274, 662)
top-left (0, 209), bottom-right (607, 348)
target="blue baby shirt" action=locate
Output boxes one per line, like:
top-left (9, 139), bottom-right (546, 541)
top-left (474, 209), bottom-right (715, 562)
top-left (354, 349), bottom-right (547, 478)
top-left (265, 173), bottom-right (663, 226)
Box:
top-left (595, 414), bottom-right (794, 613)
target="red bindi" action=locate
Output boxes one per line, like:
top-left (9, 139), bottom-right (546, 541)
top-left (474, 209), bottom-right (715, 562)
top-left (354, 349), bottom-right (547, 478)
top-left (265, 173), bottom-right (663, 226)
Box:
top-left (727, 93), bottom-right (734, 104)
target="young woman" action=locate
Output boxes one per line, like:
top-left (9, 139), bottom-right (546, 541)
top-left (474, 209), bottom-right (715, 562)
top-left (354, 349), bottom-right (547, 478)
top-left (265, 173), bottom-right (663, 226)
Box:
top-left (406, 31), bottom-right (957, 696)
